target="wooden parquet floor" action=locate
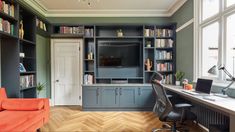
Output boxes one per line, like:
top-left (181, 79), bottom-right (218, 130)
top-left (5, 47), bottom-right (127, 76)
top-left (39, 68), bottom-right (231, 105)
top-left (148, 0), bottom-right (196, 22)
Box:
top-left (40, 106), bottom-right (206, 132)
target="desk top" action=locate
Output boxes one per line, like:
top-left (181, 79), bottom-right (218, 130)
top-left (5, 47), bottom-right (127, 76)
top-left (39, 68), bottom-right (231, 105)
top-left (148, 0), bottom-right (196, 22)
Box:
top-left (163, 84), bottom-right (235, 116)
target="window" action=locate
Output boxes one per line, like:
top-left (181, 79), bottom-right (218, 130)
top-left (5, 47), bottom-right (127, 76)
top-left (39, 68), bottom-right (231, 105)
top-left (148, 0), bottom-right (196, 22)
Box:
top-left (202, 0), bottom-right (219, 20)
top-left (202, 22), bottom-right (219, 77)
top-left (226, 0), bottom-right (235, 7)
top-left (195, 0), bottom-right (235, 81)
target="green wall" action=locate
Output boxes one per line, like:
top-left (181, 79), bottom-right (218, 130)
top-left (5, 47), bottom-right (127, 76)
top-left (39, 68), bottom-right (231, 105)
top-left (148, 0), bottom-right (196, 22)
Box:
top-left (36, 35), bottom-right (51, 98)
top-left (47, 17), bottom-right (170, 25)
top-left (171, 0), bottom-right (194, 81)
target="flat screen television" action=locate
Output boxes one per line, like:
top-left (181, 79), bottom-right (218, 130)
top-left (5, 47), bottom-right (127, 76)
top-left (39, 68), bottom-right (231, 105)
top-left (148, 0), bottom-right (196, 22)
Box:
top-left (98, 42), bottom-right (141, 67)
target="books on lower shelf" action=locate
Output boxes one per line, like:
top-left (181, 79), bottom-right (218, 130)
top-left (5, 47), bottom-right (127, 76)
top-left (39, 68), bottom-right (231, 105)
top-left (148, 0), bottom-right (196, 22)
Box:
top-left (156, 62), bottom-right (173, 71)
top-left (0, 18), bottom-right (14, 35)
top-left (162, 74), bottom-right (173, 84)
top-left (144, 28), bottom-right (154, 37)
top-left (59, 26), bottom-right (84, 35)
top-left (156, 51), bottom-right (172, 60)
top-left (20, 75), bottom-right (35, 88)
top-left (155, 39), bottom-right (174, 48)
top-left (0, 0), bottom-right (15, 17)
top-left (84, 74), bottom-right (93, 84)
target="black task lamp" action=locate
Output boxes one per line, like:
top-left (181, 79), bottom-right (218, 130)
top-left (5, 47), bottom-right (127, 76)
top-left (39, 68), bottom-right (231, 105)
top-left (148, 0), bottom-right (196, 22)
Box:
top-left (208, 65), bottom-right (235, 97)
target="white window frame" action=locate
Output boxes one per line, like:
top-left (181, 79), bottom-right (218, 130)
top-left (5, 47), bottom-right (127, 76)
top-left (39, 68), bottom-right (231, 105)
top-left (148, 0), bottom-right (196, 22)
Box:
top-left (194, 0), bottom-right (235, 84)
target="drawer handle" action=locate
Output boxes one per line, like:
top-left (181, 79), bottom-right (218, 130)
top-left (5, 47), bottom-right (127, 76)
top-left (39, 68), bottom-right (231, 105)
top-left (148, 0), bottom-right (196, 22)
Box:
top-left (119, 88), bottom-right (122, 95)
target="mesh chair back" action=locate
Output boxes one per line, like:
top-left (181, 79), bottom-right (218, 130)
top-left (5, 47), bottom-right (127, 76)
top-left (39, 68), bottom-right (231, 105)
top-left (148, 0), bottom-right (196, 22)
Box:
top-left (151, 73), bottom-right (173, 121)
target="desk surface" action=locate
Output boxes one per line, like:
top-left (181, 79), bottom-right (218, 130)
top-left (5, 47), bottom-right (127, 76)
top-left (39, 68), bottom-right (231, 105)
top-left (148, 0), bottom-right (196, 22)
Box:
top-left (163, 84), bottom-right (235, 116)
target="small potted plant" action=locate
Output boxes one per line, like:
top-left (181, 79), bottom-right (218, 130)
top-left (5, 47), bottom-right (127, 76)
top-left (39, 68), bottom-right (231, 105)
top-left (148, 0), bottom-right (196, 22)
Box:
top-left (175, 71), bottom-right (185, 86)
top-left (36, 82), bottom-right (46, 97)
top-left (117, 29), bottom-right (123, 37)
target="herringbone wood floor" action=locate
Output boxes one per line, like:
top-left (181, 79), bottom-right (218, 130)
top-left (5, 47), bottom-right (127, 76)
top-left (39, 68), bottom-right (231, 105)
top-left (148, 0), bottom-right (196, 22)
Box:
top-left (41, 106), bottom-right (205, 132)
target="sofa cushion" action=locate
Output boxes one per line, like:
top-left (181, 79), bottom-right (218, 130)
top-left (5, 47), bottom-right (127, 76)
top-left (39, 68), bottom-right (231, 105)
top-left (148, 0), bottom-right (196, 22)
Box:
top-left (0, 88), bottom-right (7, 111)
top-left (8, 110), bottom-right (44, 131)
top-left (0, 111), bottom-right (29, 131)
top-left (2, 99), bottom-right (44, 111)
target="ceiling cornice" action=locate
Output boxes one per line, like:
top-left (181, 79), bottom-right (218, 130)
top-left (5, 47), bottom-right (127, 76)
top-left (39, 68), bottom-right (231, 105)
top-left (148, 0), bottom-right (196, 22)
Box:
top-left (26, 0), bottom-right (187, 17)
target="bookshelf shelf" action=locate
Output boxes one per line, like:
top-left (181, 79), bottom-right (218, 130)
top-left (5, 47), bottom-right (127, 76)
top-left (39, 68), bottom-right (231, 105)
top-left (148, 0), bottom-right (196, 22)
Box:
top-left (95, 36), bottom-right (143, 39)
top-left (144, 47), bottom-right (154, 49)
top-left (0, 30), bottom-right (17, 39)
top-left (20, 57), bottom-right (36, 59)
top-left (20, 71), bottom-right (36, 75)
top-left (0, 11), bottom-right (17, 22)
top-left (51, 34), bottom-right (83, 38)
top-left (155, 47), bottom-right (173, 50)
top-left (84, 59), bottom-right (94, 61)
top-left (20, 38), bottom-right (36, 45)
top-left (20, 86), bottom-right (36, 91)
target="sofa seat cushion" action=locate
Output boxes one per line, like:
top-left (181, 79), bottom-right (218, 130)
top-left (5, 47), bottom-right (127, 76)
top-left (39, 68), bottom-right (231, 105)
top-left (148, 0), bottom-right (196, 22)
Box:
top-left (0, 110), bottom-right (44, 131)
top-left (2, 99), bottom-right (44, 111)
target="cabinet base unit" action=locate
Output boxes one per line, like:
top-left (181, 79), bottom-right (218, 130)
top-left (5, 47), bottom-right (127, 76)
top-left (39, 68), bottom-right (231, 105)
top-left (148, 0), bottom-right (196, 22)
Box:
top-left (82, 85), bottom-right (155, 111)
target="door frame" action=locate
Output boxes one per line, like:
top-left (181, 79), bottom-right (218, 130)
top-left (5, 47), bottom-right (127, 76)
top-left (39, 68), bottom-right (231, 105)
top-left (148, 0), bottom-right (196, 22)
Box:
top-left (51, 39), bottom-right (83, 106)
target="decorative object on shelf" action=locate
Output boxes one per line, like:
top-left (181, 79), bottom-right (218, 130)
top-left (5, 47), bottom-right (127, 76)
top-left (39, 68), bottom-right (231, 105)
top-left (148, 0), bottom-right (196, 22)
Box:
top-left (146, 41), bottom-right (151, 47)
top-left (36, 82), bottom-right (46, 96)
top-left (117, 29), bottom-right (123, 37)
top-left (145, 58), bottom-right (152, 71)
top-left (84, 74), bottom-right (93, 84)
top-left (87, 52), bottom-right (93, 60)
top-left (19, 63), bottom-right (26, 72)
top-left (19, 52), bottom-right (25, 58)
top-left (19, 20), bottom-right (24, 39)
top-left (208, 65), bottom-right (235, 97)
top-left (175, 71), bottom-right (185, 86)
top-left (182, 79), bottom-right (189, 89)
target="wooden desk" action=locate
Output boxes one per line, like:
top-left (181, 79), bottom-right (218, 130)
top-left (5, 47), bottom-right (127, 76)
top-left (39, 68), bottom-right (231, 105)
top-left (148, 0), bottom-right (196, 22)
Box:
top-left (163, 84), bottom-right (235, 132)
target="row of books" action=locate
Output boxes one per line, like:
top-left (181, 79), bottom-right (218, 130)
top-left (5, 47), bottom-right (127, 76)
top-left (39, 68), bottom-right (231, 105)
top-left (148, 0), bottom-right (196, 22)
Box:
top-left (36, 18), bottom-right (47, 31)
top-left (155, 51), bottom-right (172, 60)
top-left (156, 29), bottom-right (173, 37)
top-left (59, 26), bottom-right (84, 35)
top-left (162, 74), bottom-right (173, 84)
top-left (144, 29), bottom-right (154, 37)
top-left (84, 28), bottom-right (94, 37)
top-left (0, 18), bottom-right (14, 35)
top-left (0, 0), bottom-right (14, 17)
top-left (84, 74), bottom-right (93, 84)
top-left (156, 62), bottom-right (173, 71)
top-left (20, 75), bottom-right (35, 88)
top-left (155, 39), bottom-right (174, 48)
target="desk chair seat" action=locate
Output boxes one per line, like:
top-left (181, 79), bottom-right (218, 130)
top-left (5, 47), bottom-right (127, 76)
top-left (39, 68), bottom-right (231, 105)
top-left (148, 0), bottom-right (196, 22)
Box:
top-left (151, 73), bottom-right (197, 132)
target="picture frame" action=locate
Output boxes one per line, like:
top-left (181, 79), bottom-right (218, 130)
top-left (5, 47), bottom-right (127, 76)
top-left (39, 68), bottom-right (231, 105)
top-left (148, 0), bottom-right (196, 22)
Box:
top-left (19, 63), bottom-right (26, 72)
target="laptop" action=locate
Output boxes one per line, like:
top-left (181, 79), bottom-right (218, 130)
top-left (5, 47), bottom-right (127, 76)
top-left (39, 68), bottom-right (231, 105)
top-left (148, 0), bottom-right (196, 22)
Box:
top-left (182, 78), bottom-right (213, 95)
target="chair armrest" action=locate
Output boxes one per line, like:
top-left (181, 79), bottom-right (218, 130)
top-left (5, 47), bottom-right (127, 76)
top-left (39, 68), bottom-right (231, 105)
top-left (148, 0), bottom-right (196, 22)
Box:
top-left (167, 94), bottom-right (173, 98)
top-left (174, 103), bottom-right (192, 109)
top-left (2, 99), bottom-right (46, 110)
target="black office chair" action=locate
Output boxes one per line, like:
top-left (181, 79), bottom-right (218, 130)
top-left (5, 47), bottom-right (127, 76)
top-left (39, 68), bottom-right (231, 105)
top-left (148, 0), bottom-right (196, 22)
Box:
top-left (151, 74), bottom-right (196, 132)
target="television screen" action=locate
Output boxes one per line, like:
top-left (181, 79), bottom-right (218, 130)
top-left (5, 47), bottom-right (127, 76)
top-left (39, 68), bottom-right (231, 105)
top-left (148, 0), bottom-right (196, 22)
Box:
top-left (98, 42), bottom-right (141, 67)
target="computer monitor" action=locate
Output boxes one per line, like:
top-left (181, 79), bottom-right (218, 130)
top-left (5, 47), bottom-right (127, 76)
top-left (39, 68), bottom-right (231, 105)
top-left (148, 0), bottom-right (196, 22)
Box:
top-left (195, 78), bottom-right (213, 94)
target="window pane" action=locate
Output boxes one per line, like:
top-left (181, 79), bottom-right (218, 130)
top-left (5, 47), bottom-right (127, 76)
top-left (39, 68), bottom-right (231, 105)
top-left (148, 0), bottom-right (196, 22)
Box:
top-left (226, 14), bottom-right (235, 79)
top-left (202, 0), bottom-right (219, 20)
top-left (202, 22), bottom-right (219, 77)
top-left (227, 0), bottom-right (235, 7)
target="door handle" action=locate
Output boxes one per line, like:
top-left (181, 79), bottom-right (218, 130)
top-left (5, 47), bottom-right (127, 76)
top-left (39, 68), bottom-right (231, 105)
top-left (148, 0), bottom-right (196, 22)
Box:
top-left (119, 88), bottom-right (122, 95)
top-left (138, 88), bottom-right (141, 95)
top-left (97, 88), bottom-right (99, 96)
top-left (56, 80), bottom-right (59, 82)
top-left (115, 88), bottom-right (118, 96)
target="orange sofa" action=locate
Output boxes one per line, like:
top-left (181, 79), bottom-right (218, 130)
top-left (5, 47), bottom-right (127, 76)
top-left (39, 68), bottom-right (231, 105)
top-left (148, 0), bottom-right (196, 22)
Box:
top-left (0, 88), bottom-right (49, 132)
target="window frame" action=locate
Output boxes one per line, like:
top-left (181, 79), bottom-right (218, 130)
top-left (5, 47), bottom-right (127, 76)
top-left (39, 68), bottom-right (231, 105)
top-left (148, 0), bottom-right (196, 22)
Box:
top-left (194, 0), bottom-right (235, 83)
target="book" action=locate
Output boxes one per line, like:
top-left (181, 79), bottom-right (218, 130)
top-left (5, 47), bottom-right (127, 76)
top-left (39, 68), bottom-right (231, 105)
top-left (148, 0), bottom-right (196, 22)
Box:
top-left (20, 75), bottom-right (35, 88)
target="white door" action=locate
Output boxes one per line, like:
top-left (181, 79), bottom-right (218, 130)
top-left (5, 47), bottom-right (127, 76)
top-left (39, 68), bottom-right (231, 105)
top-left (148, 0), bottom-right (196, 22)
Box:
top-left (52, 39), bottom-right (83, 105)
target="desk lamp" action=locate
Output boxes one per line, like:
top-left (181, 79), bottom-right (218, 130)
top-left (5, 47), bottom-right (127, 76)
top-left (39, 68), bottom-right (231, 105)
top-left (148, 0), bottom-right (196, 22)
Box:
top-left (208, 65), bottom-right (235, 97)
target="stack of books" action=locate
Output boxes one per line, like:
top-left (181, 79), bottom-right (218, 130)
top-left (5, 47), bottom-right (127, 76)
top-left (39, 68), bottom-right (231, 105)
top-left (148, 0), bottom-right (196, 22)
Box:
top-left (59, 26), bottom-right (84, 35)
top-left (36, 18), bottom-right (47, 31)
top-left (0, 18), bottom-right (14, 35)
top-left (155, 51), bottom-right (172, 60)
top-left (144, 28), bottom-right (154, 37)
top-left (0, 0), bottom-right (15, 17)
top-left (156, 62), bottom-right (173, 71)
top-left (162, 74), bottom-right (173, 84)
top-left (83, 74), bottom-right (93, 84)
top-left (155, 29), bottom-right (173, 37)
top-left (20, 75), bottom-right (35, 88)
top-left (84, 28), bottom-right (94, 37)
top-left (155, 39), bottom-right (174, 48)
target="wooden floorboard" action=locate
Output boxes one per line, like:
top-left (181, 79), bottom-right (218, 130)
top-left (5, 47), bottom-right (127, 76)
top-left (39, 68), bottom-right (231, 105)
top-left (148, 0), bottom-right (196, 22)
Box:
top-left (40, 106), bottom-right (206, 132)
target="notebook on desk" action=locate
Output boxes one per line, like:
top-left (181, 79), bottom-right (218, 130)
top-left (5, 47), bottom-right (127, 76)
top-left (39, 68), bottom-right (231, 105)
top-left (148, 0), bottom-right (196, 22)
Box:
top-left (182, 78), bottom-right (213, 95)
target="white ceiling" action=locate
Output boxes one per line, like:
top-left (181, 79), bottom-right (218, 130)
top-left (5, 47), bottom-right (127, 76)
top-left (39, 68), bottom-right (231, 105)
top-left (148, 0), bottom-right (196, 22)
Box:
top-left (25, 0), bottom-right (187, 17)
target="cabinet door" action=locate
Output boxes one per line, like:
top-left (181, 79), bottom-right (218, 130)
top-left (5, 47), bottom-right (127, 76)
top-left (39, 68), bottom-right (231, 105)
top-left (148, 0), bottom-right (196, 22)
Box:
top-left (119, 87), bottom-right (136, 107)
top-left (83, 87), bottom-right (101, 107)
top-left (137, 87), bottom-right (155, 108)
top-left (101, 87), bottom-right (119, 107)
